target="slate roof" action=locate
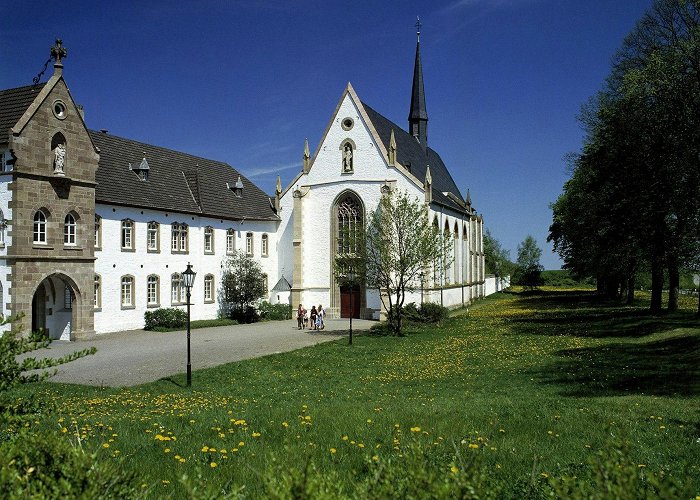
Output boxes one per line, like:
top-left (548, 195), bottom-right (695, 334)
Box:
top-left (89, 131), bottom-right (278, 221)
top-left (0, 84), bottom-right (46, 140)
top-left (361, 102), bottom-right (470, 215)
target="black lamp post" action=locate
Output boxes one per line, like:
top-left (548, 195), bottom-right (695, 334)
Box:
top-left (182, 262), bottom-right (196, 387)
top-left (419, 271), bottom-right (424, 308)
top-left (347, 270), bottom-right (356, 346)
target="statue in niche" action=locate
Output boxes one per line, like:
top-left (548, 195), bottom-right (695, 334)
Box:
top-left (342, 143), bottom-right (353, 173)
top-left (53, 143), bottom-right (66, 174)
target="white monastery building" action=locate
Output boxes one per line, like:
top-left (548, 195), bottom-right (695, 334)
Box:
top-left (0, 36), bottom-right (490, 340)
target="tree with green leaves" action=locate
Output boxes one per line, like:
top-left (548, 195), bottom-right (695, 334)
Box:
top-left (483, 228), bottom-right (513, 283)
top-left (514, 235), bottom-right (544, 289)
top-left (221, 251), bottom-right (267, 319)
top-left (550, 0), bottom-right (700, 311)
top-left (362, 190), bottom-right (451, 336)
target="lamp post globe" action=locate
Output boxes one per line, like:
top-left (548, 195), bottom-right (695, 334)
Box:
top-left (183, 262), bottom-right (196, 387)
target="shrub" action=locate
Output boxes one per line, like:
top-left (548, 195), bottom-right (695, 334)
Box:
top-left (420, 302), bottom-right (450, 323)
top-left (1, 314), bottom-right (95, 391)
top-left (230, 306), bottom-right (259, 324)
top-left (0, 430), bottom-right (140, 498)
top-left (144, 308), bottom-right (187, 330)
top-left (258, 301), bottom-right (292, 321)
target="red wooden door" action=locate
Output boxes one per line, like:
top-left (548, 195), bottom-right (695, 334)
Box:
top-left (340, 287), bottom-right (361, 318)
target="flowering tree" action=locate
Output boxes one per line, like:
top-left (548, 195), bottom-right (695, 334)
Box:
top-left (365, 190), bottom-right (451, 336)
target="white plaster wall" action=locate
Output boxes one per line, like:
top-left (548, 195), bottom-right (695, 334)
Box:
top-left (94, 204), bottom-right (278, 334)
top-left (279, 92), bottom-right (426, 314)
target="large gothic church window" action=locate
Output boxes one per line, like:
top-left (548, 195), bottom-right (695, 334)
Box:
top-left (336, 193), bottom-right (363, 255)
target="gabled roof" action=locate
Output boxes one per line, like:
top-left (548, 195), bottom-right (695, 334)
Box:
top-left (361, 102), bottom-right (470, 215)
top-left (0, 84), bottom-right (46, 140)
top-left (271, 276), bottom-right (291, 292)
top-left (89, 131), bottom-right (279, 221)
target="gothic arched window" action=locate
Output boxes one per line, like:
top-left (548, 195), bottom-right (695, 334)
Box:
top-left (336, 193), bottom-right (363, 255)
top-left (33, 210), bottom-right (48, 244)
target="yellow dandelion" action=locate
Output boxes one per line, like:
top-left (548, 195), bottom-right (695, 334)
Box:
top-left (201, 446), bottom-right (209, 452)
top-left (102, 443), bottom-right (110, 449)
top-left (469, 443), bottom-right (479, 449)
top-left (450, 465), bottom-right (459, 474)
top-left (410, 426), bottom-right (421, 433)
top-left (282, 422), bottom-right (289, 428)
top-left (164, 448), bottom-right (171, 453)
top-left (367, 419), bottom-right (372, 424)
top-left (179, 458), bottom-right (186, 463)
top-left (210, 462), bottom-right (218, 468)
top-left (252, 432), bottom-right (261, 437)
top-left (330, 448), bottom-right (337, 454)
top-left (238, 441), bottom-right (245, 447)
top-left (342, 435), bottom-right (349, 441)
top-left (372, 455), bottom-right (379, 462)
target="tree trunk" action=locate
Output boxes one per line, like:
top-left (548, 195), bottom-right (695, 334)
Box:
top-left (650, 234), bottom-right (664, 312)
top-left (667, 254), bottom-right (679, 312)
top-left (626, 275), bottom-right (635, 305)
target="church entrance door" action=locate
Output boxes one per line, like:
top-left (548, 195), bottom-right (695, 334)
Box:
top-left (340, 286), bottom-right (360, 318)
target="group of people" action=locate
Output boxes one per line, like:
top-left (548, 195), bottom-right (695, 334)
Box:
top-left (297, 304), bottom-right (325, 330)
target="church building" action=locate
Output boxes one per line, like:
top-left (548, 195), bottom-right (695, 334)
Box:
top-left (0, 36), bottom-right (487, 340)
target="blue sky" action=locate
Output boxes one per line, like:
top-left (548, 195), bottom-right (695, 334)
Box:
top-left (1, 0), bottom-right (653, 269)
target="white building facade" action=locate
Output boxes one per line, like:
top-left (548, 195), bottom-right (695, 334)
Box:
top-left (0, 37), bottom-right (487, 339)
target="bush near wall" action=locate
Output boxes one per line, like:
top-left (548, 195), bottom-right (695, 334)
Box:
top-left (144, 308), bottom-right (187, 331)
top-left (402, 302), bottom-right (450, 324)
top-left (258, 301), bottom-right (292, 321)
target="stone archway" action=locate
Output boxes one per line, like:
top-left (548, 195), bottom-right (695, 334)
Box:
top-left (31, 273), bottom-right (81, 340)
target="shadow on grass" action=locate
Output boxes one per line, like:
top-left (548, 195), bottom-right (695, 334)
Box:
top-left (507, 290), bottom-right (697, 339)
top-left (538, 334), bottom-right (700, 397)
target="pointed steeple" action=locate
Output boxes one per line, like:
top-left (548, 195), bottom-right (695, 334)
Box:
top-left (388, 129), bottom-right (397, 166)
top-left (303, 138), bottom-right (311, 173)
top-left (409, 17), bottom-right (428, 149)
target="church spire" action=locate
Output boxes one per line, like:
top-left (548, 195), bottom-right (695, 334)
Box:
top-left (409, 17), bottom-right (428, 150)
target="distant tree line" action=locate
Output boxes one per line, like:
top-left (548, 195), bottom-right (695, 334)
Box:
top-left (549, 0), bottom-right (700, 313)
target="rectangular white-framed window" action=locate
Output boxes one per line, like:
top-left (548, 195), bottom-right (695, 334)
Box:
top-left (147, 222), bottom-right (159, 252)
top-left (226, 229), bottom-right (235, 255)
top-left (246, 232), bottom-right (253, 256)
top-left (121, 219), bottom-right (134, 250)
top-left (171, 223), bottom-right (188, 253)
top-left (95, 215), bottom-right (101, 250)
top-left (204, 274), bottom-right (214, 303)
top-left (121, 275), bottom-right (134, 308)
top-left (261, 233), bottom-right (269, 257)
top-left (171, 273), bottom-right (183, 304)
top-left (147, 275), bottom-right (160, 307)
top-left (204, 226), bottom-right (214, 254)
top-left (94, 274), bottom-right (101, 309)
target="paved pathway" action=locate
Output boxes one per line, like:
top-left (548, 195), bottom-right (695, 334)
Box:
top-left (24, 318), bottom-right (375, 387)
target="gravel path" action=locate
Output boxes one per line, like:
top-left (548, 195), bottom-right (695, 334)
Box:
top-left (23, 318), bottom-right (375, 387)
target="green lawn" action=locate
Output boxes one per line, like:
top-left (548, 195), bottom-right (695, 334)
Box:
top-left (3, 290), bottom-right (699, 498)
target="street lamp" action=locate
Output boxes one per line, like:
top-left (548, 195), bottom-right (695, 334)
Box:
top-left (419, 271), bottom-right (424, 308)
top-left (347, 270), bottom-right (356, 346)
top-left (182, 262), bottom-right (196, 387)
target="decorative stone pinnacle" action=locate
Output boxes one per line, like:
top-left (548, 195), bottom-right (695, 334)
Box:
top-left (51, 39), bottom-right (67, 65)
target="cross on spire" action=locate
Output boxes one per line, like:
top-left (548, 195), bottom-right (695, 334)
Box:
top-left (51, 39), bottom-right (67, 65)
top-left (415, 16), bottom-right (422, 42)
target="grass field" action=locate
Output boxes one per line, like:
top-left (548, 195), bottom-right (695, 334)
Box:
top-left (3, 290), bottom-right (699, 498)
